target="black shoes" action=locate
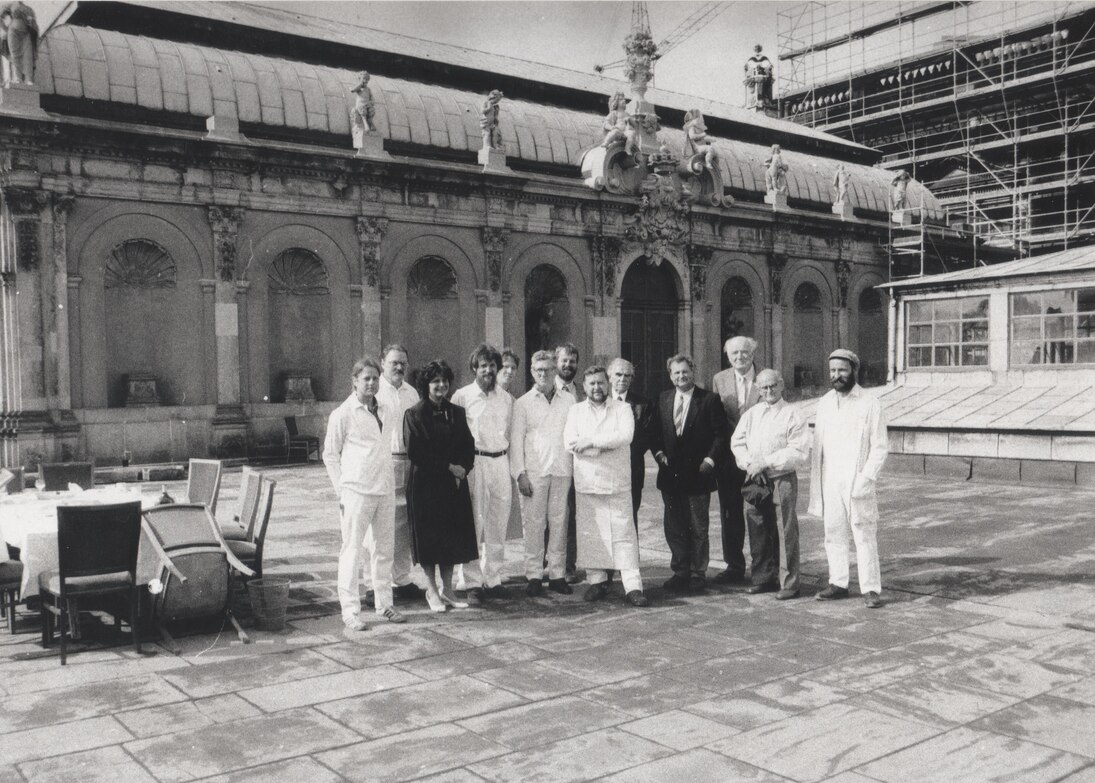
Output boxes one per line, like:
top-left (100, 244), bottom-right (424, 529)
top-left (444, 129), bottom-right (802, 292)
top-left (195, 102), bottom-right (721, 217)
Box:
top-left (547, 578), bottom-right (573, 595)
top-left (463, 588), bottom-right (482, 606)
top-left (526, 580), bottom-right (543, 597)
top-left (776, 588), bottom-right (800, 600)
top-left (566, 569), bottom-right (586, 585)
top-left (688, 576), bottom-right (707, 593)
top-left (583, 583), bottom-right (609, 602)
top-left (364, 590), bottom-right (375, 608)
top-left (663, 574), bottom-right (690, 592)
top-left (483, 585), bottom-right (508, 599)
top-left (711, 569), bottom-right (746, 585)
top-left (625, 590), bottom-right (650, 607)
top-left (747, 582), bottom-right (779, 595)
top-left (393, 584), bottom-right (424, 600)
top-left (815, 584), bottom-right (850, 601)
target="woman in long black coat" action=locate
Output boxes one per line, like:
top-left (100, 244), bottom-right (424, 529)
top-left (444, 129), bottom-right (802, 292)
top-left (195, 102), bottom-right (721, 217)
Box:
top-left (404, 359), bottom-right (479, 610)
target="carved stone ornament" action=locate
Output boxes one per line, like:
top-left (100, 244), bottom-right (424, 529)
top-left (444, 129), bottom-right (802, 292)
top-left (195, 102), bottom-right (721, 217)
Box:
top-left (1, 186), bottom-right (47, 215)
top-left (768, 254), bottom-right (787, 305)
top-left (687, 244), bottom-right (713, 302)
top-left (835, 259), bottom-right (851, 308)
top-left (105, 240), bottom-right (177, 289)
top-left (624, 147), bottom-right (691, 263)
top-left (623, 30), bottom-right (657, 100)
top-left (15, 220), bottom-right (38, 271)
top-left (207, 206), bottom-right (244, 282)
top-left (123, 374), bottom-right (161, 407)
top-left (481, 226), bottom-right (509, 292)
top-left (283, 372), bottom-right (316, 403)
top-left (355, 216), bottom-right (389, 288)
top-left (591, 235), bottom-right (622, 297)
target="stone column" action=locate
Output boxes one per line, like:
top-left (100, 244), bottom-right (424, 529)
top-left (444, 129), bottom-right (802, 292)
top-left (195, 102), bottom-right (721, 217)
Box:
top-left (66, 275), bottom-right (83, 409)
top-left (481, 227), bottom-right (509, 347)
top-left (355, 216), bottom-right (388, 358)
top-left (206, 206), bottom-right (248, 457)
top-left (687, 244), bottom-right (712, 377)
top-left (768, 253), bottom-right (786, 377)
top-left (235, 280), bottom-right (252, 405)
top-left (835, 259), bottom-right (851, 348)
top-left (49, 196), bottom-right (75, 411)
top-left (590, 235), bottom-right (621, 360)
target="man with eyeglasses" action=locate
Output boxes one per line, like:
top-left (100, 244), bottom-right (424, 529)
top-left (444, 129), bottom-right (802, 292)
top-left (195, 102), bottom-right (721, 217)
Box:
top-left (607, 357), bottom-right (653, 528)
top-left (730, 369), bottom-right (809, 600)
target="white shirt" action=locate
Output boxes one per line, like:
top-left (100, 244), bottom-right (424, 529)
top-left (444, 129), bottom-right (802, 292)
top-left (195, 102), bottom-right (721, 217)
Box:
top-left (451, 382), bottom-right (513, 452)
top-left (555, 375), bottom-right (582, 400)
top-left (730, 398), bottom-right (809, 477)
top-left (377, 375), bottom-right (420, 456)
top-left (563, 398), bottom-right (634, 495)
top-left (323, 394), bottom-right (396, 496)
top-left (510, 387), bottom-right (574, 479)
top-left (807, 385), bottom-right (889, 517)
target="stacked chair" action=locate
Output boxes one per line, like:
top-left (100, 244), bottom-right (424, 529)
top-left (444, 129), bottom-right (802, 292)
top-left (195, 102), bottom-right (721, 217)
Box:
top-left (40, 461), bottom-right (94, 492)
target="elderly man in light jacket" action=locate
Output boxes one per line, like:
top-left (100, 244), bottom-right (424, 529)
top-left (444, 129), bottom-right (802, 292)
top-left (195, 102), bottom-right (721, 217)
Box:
top-left (563, 365), bottom-right (649, 607)
top-left (808, 349), bottom-right (889, 609)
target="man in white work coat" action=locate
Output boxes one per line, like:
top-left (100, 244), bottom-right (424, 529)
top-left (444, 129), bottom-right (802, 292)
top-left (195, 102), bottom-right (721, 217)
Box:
top-left (808, 349), bottom-right (888, 609)
top-left (563, 365), bottom-right (649, 607)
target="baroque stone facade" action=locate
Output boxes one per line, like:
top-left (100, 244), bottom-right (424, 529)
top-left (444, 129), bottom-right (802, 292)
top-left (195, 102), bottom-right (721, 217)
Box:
top-left (0, 2), bottom-right (926, 467)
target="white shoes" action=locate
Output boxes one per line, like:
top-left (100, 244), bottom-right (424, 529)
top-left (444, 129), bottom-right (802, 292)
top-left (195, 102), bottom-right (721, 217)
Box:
top-left (343, 616), bottom-right (368, 632)
top-left (425, 590), bottom-right (447, 613)
top-left (439, 591), bottom-right (469, 609)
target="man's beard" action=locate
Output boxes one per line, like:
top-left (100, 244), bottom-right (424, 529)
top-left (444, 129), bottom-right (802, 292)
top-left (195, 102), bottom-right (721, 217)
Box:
top-left (557, 366), bottom-right (576, 382)
top-left (831, 373), bottom-right (856, 392)
top-left (589, 390), bottom-right (606, 403)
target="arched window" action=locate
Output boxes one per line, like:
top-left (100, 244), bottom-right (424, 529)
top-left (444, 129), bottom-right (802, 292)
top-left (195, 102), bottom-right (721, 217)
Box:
top-left (720, 277), bottom-right (754, 368)
top-left (408, 256), bottom-right (458, 299)
top-left (268, 248), bottom-right (332, 400)
top-left (792, 282), bottom-right (825, 388)
top-left (858, 287), bottom-right (887, 386)
top-left (103, 240), bottom-right (193, 406)
top-left (524, 264), bottom-right (570, 362)
top-left (406, 257), bottom-right (461, 373)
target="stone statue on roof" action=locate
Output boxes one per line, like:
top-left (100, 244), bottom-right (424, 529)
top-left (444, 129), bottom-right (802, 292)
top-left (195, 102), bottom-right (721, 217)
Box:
top-left (765, 144), bottom-right (788, 195)
top-left (0, 1), bottom-right (38, 87)
top-left (349, 71), bottom-right (376, 142)
top-left (833, 163), bottom-right (851, 205)
top-left (682, 109), bottom-right (718, 171)
top-left (744, 44), bottom-right (774, 111)
top-left (480, 89), bottom-right (504, 151)
top-left (600, 92), bottom-right (638, 158)
top-left (891, 169), bottom-right (911, 211)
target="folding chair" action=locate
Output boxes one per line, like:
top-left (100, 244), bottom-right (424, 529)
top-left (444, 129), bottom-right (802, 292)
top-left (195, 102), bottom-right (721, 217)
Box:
top-left (220, 466), bottom-right (261, 542)
top-left (39, 501), bottom-right (142, 664)
top-left (285, 417), bottom-right (319, 463)
top-left (225, 475), bottom-right (277, 578)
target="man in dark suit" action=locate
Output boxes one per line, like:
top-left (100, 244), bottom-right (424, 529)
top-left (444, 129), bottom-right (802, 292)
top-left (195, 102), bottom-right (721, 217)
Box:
top-left (608, 357), bottom-right (654, 527)
top-left (710, 336), bottom-right (761, 584)
top-left (651, 353), bottom-right (728, 593)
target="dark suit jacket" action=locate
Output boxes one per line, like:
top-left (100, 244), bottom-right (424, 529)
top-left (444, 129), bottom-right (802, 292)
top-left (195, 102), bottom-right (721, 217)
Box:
top-left (652, 385), bottom-right (728, 495)
top-left (619, 390), bottom-right (654, 493)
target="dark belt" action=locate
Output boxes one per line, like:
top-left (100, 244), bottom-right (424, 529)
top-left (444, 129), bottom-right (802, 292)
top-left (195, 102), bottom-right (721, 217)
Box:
top-left (475, 449), bottom-right (508, 458)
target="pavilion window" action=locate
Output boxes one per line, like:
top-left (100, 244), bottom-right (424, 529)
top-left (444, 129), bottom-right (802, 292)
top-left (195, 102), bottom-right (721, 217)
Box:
top-left (1009, 287), bottom-right (1095, 366)
top-left (906, 296), bottom-right (989, 368)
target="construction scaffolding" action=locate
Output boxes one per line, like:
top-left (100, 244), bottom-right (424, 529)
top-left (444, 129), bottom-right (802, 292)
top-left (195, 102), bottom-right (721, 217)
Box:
top-left (778, 1), bottom-right (1095, 276)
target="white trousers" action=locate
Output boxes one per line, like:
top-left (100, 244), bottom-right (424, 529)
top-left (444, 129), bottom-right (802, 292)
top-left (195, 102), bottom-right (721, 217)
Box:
top-left (463, 453), bottom-right (512, 589)
top-left (588, 568), bottom-right (643, 593)
top-left (520, 474), bottom-right (570, 581)
top-left (338, 490), bottom-right (394, 620)
top-left (821, 475), bottom-right (881, 594)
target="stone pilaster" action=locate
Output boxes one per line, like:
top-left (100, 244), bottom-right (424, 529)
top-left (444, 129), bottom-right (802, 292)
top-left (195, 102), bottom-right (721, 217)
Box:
top-left (835, 259), bottom-right (851, 347)
top-left (206, 206), bottom-right (248, 457)
top-left (768, 253), bottom-right (787, 377)
top-left (590, 235), bottom-right (623, 361)
top-left (481, 227), bottom-right (509, 345)
top-left (356, 216), bottom-right (388, 358)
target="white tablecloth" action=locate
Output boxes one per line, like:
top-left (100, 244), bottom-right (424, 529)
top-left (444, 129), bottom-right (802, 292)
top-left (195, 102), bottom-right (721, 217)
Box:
top-left (0, 487), bottom-right (160, 595)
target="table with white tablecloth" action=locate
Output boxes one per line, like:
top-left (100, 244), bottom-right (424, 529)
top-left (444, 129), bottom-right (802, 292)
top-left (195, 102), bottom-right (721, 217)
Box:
top-left (0, 487), bottom-right (161, 596)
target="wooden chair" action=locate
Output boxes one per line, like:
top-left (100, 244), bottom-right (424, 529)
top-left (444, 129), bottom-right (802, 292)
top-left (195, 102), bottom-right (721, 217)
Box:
top-left (219, 467), bottom-right (261, 542)
top-left (41, 462), bottom-right (95, 492)
top-left (185, 458), bottom-right (223, 515)
top-left (1, 557), bottom-right (23, 633)
top-left (3, 467), bottom-right (24, 494)
top-left (141, 504), bottom-right (255, 652)
top-left (39, 501), bottom-right (143, 664)
top-left (225, 475), bottom-right (276, 578)
top-left (285, 417), bottom-right (319, 463)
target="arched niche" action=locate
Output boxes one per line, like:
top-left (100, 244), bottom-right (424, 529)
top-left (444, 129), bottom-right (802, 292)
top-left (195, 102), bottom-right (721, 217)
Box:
top-left (619, 257), bottom-right (683, 398)
top-left (523, 264), bottom-right (570, 367)
top-left (792, 281), bottom-right (826, 389)
top-left (246, 223), bottom-right (353, 404)
top-left (74, 213), bottom-right (206, 409)
top-left (404, 256), bottom-right (463, 380)
top-left (719, 276), bottom-right (756, 370)
top-left (857, 285), bottom-right (888, 386)
top-left (266, 248), bottom-right (333, 401)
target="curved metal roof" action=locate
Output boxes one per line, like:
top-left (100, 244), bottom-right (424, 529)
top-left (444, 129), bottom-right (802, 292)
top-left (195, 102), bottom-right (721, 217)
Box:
top-left (37, 24), bottom-right (941, 216)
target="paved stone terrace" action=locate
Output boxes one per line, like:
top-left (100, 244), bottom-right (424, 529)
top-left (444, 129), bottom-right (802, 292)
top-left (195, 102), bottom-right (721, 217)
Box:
top-left (3, 463), bottom-right (1095, 782)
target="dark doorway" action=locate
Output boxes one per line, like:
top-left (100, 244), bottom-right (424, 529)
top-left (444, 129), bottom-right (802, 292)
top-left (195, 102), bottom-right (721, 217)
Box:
top-left (620, 260), bottom-right (679, 399)
top-left (524, 264), bottom-right (570, 367)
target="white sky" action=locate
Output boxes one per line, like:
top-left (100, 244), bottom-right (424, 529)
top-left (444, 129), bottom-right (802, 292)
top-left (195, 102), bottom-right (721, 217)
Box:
top-left (265, 1), bottom-right (781, 106)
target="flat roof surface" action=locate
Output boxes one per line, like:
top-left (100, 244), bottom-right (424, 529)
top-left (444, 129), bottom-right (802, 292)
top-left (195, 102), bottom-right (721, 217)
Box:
top-left (881, 246), bottom-right (1095, 290)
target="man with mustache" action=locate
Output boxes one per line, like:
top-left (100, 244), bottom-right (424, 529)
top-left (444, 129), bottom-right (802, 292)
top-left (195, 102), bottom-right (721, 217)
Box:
top-left (376, 344), bottom-right (426, 607)
top-left (564, 365), bottom-right (648, 606)
top-left (808, 349), bottom-right (889, 609)
top-left (451, 343), bottom-right (514, 604)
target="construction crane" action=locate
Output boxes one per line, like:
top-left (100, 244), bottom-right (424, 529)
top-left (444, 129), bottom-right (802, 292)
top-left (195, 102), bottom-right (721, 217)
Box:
top-left (594, 1), bottom-right (726, 74)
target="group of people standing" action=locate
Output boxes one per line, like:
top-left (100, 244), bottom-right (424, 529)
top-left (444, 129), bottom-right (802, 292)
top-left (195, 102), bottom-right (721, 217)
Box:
top-left (323, 336), bottom-right (888, 633)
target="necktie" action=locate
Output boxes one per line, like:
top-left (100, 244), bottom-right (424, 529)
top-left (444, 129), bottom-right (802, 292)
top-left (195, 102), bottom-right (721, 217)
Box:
top-left (674, 394), bottom-right (684, 436)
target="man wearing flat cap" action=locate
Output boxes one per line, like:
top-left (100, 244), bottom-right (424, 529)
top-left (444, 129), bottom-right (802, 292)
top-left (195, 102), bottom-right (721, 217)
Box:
top-left (808, 349), bottom-right (888, 608)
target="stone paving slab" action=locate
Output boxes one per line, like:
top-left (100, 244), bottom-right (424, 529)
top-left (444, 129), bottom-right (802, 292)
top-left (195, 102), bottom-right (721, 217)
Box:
top-left (4, 465), bottom-right (1095, 782)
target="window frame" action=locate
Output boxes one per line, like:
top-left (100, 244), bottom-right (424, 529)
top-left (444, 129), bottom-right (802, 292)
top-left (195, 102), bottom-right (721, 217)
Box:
top-left (1009, 286), bottom-right (1095, 367)
top-left (904, 295), bottom-right (990, 369)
